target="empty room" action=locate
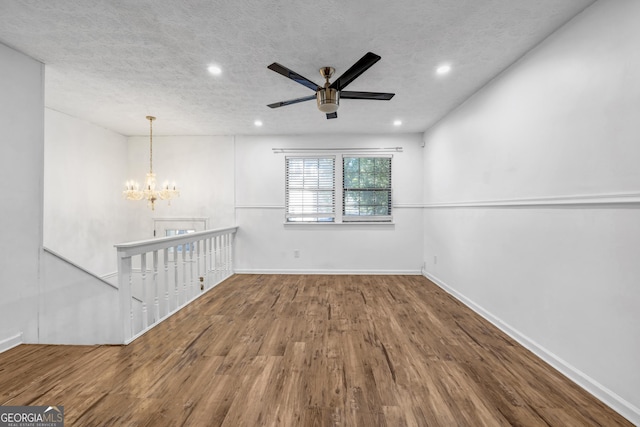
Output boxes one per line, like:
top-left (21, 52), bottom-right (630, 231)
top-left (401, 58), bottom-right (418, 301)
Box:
top-left (0, 0), bottom-right (638, 425)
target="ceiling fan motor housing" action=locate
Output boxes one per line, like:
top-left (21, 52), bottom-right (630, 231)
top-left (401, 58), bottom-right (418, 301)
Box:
top-left (317, 87), bottom-right (339, 113)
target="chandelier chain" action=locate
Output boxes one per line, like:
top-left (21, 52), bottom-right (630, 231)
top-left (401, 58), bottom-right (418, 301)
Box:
top-left (147, 115), bottom-right (155, 174)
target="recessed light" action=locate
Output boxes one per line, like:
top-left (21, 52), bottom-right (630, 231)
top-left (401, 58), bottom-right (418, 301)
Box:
top-left (393, 120), bottom-right (402, 126)
top-left (254, 120), bottom-right (263, 127)
top-left (207, 65), bottom-right (222, 76)
top-left (436, 64), bottom-right (451, 75)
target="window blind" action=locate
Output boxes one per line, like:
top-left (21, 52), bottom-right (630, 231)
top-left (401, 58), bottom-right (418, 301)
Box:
top-left (285, 156), bottom-right (335, 222)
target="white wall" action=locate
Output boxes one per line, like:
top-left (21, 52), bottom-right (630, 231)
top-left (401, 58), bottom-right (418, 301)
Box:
top-left (0, 43), bottom-right (44, 349)
top-left (124, 135), bottom-right (236, 241)
top-left (235, 133), bottom-right (424, 274)
top-left (53, 129), bottom-right (421, 276)
top-left (422, 0), bottom-right (640, 423)
top-left (40, 249), bottom-right (121, 344)
top-left (44, 109), bottom-right (130, 276)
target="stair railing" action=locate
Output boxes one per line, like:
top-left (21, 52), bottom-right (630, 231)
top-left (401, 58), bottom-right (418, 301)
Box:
top-left (115, 226), bottom-right (238, 343)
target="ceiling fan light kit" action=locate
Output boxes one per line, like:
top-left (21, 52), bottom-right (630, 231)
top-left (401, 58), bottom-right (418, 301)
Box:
top-left (317, 67), bottom-right (339, 113)
top-left (317, 88), bottom-right (339, 113)
top-left (267, 52), bottom-right (394, 119)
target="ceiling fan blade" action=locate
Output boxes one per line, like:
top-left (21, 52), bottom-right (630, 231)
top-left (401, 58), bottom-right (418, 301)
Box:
top-left (326, 112), bottom-right (338, 119)
top-left (340, 91), bottom-right (395, 100)
top-left (267, 63), bottom-right (320, 91)
top-left (267, 95), bottom-right (316, 108)
top-left (330, 52), bottom-right (381, 91)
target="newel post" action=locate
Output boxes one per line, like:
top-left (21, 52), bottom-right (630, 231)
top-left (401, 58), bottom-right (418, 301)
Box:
top-left (117, 249), bottom-right (133, 343)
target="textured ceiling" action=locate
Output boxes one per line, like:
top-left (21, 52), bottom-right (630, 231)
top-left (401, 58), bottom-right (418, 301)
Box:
top-left (0, 0), bottom-right (594, 136)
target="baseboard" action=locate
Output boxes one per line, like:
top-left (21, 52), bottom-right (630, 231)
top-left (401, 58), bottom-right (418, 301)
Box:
top-left (0, 332), bottom-right (23, 354)
top-left (234, 269), bottom-right (422, 275)
top-left (423, 271), bottom-right (640, 426)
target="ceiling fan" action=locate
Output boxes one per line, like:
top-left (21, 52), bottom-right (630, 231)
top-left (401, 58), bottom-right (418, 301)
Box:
top-left (267, 52), bottom-right (395, 119)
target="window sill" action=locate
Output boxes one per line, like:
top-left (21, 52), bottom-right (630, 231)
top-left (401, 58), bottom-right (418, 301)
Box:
top-left (283, 221), bottom-right (395, 228)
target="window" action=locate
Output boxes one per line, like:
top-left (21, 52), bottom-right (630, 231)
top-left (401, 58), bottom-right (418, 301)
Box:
top-left (285, 154), bottom-right (392, 223)
top-left (285, 157), bottom-right (335, 222)
top-left (165, 229), bottom-right (196, 252)
top-left (343, 156), bottom-right (392, 222)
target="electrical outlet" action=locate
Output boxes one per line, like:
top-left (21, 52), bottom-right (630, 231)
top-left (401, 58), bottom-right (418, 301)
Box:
top-left (434, 255), bottom-right (438, 265)
top-left (294, 249), bottom-right (300, 258)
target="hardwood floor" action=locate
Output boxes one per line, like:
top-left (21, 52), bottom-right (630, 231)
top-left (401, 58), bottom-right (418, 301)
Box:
top-left (0, 274), bottom-right (632, 426)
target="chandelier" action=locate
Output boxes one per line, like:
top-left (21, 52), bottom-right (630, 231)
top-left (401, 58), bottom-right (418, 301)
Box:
top-left (123, 116), bottom-right (179, 210)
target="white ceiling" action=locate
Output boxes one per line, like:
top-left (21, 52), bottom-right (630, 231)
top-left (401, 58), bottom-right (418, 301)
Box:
top-left (0, 0), bottom-right (594, 137)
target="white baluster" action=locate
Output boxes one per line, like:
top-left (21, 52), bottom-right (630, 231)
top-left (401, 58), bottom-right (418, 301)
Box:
top-left (206, 237), bottom-right (212, 281)
top-left (153, 250), bottom-right (159, 323)
top-left (189, 240), bottom-right (195, 298)
top-left (228, 233), bottom-right (235, 276)
top-left (208, 237), bottom-right (213, 278)
top-left (220, 234), bottom-right (225, 277)
top-left (215, 235), bottom-right (220, 278)
top-left (129, 267), bottom-right (135, 336)
top-left (207, 238), bottom-right (211, 281)
top-left (225, 233), bottom-right (230, 275)
top-left (174, 245), bottom-right (179, 309)
top-left (163, 248), bottom-right (169, 318)
top-left (182, 242), bottom-right (187, 305)
top-left (220, 234), bottom-right (225, 276)
top-left (140, 253), bottom-right (148, 330)
top-left (210, 235), bottom-right (216, 280)
top-left (196, 239), bottom-right (202, 290)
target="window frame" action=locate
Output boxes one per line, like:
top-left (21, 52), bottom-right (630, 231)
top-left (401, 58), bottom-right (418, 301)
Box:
top-left (284, 155), bottom-right (336, 223)
top-left (342, 155), bottom-right (393, 223)
top-left (284, 153), bottom-right (393, 224)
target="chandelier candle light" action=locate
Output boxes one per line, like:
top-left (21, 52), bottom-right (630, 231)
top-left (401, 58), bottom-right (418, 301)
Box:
top-left (123, 116), bottom-right (179, 210)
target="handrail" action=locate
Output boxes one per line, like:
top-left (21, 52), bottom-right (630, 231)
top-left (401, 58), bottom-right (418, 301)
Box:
top-left (114, 226), bottom-right (238, 257)
top-left (43, 246), bottom-right (118, 289)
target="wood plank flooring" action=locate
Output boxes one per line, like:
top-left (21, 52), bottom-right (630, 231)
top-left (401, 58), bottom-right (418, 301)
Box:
top-left (0, 274), bottom-right (632, 426)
